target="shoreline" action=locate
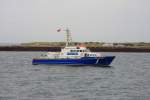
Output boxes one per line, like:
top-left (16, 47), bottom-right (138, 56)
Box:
top-left (0, 46), bottom-right (150, 52)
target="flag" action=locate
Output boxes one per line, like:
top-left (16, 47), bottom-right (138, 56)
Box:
top-left (57, 28), bottom-right (61, 32)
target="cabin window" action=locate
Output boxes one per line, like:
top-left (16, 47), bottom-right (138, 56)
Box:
top-left (77, 50), bottom-right (80, 52)
top-left (70, 50), bottom-right (74, 52)
top-left (70, 50), bottom-right (77, 52)
top-left (74, 50), bottom-right (77, 52)
top-left (67, 52), bottom-right (78, 55)
top-left (85, 53), bottom-right (88, 57)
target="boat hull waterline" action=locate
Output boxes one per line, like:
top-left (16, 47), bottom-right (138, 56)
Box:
top-left (32, 56), bottom-right (115, 66)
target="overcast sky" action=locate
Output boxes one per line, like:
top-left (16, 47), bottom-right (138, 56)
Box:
top-left (0, 0), bottom-right (150, 43)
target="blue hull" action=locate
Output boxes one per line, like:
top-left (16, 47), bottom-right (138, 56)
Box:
top-left (32, 56), bottom-right (115, 66)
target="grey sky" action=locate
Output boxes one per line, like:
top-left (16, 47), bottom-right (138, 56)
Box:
top-left (0, 0), bottom-right (150, 43)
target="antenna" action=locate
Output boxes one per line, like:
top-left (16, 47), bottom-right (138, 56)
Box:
top-left (65, 28), bottom-right (72, 46)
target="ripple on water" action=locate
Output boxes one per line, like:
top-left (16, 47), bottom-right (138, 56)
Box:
top-left (0, 52), bottom-right (150, 100)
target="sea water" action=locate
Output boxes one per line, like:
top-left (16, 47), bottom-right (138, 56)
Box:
top-left (0, 52), bottom-right (150, 100)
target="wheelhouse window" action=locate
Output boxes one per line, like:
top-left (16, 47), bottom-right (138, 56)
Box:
top-left (77, 50), bottom-right (80, 52)
top-left (70, 49), bottom-right (86, 52)
top-left (70, 50), bottom-right (73, 52)
top-left (70, 50), bottom-right (76, 52)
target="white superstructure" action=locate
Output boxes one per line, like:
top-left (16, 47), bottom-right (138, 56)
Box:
top-left (46, 46), bottom-right (101, 59)
top-left (45, 28), bottom-right (101, 59)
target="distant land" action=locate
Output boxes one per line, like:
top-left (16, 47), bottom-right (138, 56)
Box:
top-left (0, 42), bottom-right (150, 52)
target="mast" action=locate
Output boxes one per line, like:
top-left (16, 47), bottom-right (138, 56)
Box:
top-left (65, 28), bottom-right (72, 46)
